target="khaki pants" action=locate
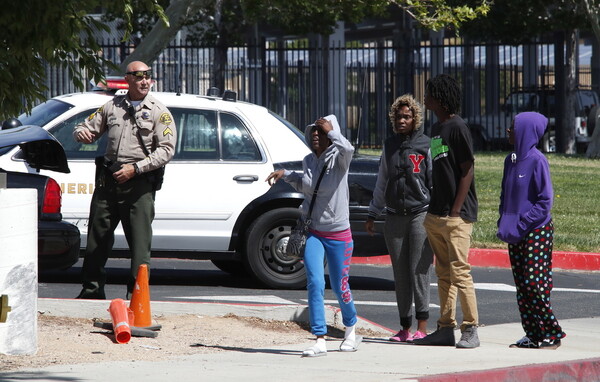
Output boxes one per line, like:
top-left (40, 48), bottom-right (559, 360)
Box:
top-left (424, 213), bottom-right (478, 331)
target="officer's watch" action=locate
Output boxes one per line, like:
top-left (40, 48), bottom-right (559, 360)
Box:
top-left (133, 163), bottom-right (140, 175)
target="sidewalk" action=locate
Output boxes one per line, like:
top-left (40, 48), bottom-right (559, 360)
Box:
top-left (6, 298), bottom-right (599, 382)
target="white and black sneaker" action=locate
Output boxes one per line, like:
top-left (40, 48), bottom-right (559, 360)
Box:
top-left (540, 338), bottom-right (562, 350)
top-left (509, 336), bottom-right (539, 349)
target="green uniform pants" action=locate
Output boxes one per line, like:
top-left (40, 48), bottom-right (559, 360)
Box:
top-left (81, 168), bottom-right (155, 298)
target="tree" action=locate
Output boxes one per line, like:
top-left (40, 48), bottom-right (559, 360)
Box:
top-left (580, 0), bottom-right (600, 43)
top-left (581, 0), bottom-right (600, 158)
top-left (0, 0), bottom-right (168, 120)
top-left (116, 0), bottom-right (489, 92)
top-left (460, 0), bottom-right (600, 154)
top-left (1, 0), bottom-right (489, 119)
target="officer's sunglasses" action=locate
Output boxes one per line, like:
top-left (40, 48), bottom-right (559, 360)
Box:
top-left (126, 70), bottom-right (152, 79)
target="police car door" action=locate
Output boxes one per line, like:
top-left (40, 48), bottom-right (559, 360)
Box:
top-left (151, 109), bottom-right (271, 252)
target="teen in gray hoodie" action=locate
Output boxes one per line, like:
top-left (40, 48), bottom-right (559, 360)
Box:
top-left (266, 115), bottom-right (359, 357)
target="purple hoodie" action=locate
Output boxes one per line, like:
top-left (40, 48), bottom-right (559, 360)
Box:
top-left (497, 112), bottom-right (553, 244)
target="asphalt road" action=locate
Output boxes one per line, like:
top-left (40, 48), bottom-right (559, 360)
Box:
top-left (39, 258), bottom-right (600, 332)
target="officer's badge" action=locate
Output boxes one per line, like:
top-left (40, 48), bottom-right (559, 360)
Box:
top-left (142, 111), bottom-right (150, 120)
top-left (159, 113), bottom-right (172, 125)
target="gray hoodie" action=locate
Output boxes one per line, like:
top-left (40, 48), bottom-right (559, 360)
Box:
top-left (283, 114), bottom-right (355, 232)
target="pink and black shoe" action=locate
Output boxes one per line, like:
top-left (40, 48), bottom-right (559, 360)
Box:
top-left (407, 330), bottom-right (427, 343)
top-left (389, 329), bottom-right (411, 342)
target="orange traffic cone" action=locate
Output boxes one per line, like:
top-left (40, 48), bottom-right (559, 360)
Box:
top-left (108, 298), bottom-right (133, 344)
top-left (129, 264), bottom-right (152, 328)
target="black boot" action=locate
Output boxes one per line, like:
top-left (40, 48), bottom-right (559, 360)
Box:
top-left (76, 288), bottom-right (106, 300)
top-left (412, 326), bottom-right (455, 346)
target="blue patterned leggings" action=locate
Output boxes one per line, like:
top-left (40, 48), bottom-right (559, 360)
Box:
top-left (508, 220), bottom-right (565, 342)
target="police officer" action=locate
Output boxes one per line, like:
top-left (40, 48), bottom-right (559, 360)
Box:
top-left (74, 61), bottom-right (176, 299)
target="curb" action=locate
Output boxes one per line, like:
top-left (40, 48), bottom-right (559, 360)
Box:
top-left (415, 357), bottom-right (600, 382)
top-left (353, 249), bottom-right (600, 272)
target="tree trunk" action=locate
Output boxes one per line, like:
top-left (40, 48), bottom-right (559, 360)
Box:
top-left (110, 0), bottom-right (211, 75)
top-left (581, 0), bottom-right (600, 157)
top-left (211, 0), bottom-right (227, 92)
top-left (563, 29), bottom-right (578, 154)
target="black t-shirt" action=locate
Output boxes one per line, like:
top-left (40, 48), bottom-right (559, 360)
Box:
top-left (428, 115), bottom-right (478, 222)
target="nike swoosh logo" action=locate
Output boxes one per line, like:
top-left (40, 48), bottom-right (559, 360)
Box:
top-left (518, 174), bottom-right (525, 178)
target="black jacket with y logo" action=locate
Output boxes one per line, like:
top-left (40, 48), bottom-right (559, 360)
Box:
top-left (368, 127), bottom-right (432, 218)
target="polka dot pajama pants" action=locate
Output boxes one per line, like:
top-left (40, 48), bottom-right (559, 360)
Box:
top-left (508, 220), bottom-right (566, 342)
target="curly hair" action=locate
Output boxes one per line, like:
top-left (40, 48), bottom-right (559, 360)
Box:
top-left (388, 94), bottom-right (423, 131)
top-left (425, 74), bottom-right (461, 115)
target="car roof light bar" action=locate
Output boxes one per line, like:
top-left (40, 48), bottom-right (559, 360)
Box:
top-left (207, 87), bottom-right (220, 97)
top-left (222, 90), bottom-right (237, 102)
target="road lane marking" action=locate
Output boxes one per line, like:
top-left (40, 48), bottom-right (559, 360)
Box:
top-left (432, 283), bottom-right (600, 294)
top-left (309, 300), bottom-right (440, 308)
top-left (168, 295), bottom-right (296, 304)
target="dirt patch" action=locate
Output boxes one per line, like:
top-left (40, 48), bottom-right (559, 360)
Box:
top-left (0, 312), bottom-right (383, 371)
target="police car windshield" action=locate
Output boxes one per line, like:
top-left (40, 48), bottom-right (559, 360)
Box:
top-left (268, 111), bottom-right (305, 142)
top-left (18, 99), bottom-right (74, 127)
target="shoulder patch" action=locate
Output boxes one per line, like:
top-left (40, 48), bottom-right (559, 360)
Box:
top-left (87, 106), bottom-right (103, 121)
top-left (159, 113), bottom-right (172, 126)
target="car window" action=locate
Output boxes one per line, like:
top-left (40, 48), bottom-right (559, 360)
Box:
top-left (577, 90), bottom-right (600, 116)
top-left (171, 108), bottom-right (219, 160)
top-left (6, 100), bottom-right (78, 158)
top-left (18, 99), bottom-right (74, 127)
top-left (505, 93), bottom-right (532, 114)
top-left (269, 110), bottom-right (306, 143)
top-left (47, 109), bottom-right (107, 160)
top-left (219, 113), bottom-right (262, 161)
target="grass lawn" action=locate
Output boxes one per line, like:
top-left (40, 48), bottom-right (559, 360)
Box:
top-left (475, 152), bottom-right (600, 253)
top-left (360, 149), bottom-right (600, 253)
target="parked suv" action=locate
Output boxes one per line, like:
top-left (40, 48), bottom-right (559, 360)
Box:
top-left (1, 85), bottom-right (386, 289)
top-left (467, 87), bottom-right (600, 152)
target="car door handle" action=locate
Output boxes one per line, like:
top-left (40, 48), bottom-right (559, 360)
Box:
top-left (233, 175), bottom-right (259, 182)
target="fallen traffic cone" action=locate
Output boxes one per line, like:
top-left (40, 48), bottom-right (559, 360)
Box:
top-left (129, 264), bottom-right (153, 328)
top-left (108, 298), bottom-right (133, 344)
top-left (93, 320), bottom-right (158, 338)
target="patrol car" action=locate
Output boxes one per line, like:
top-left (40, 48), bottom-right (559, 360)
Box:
top-left (3, 84), bottom-right (386, 288)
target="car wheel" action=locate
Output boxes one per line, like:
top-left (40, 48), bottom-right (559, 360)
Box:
top-left (243, 207), bottom-right (307, 289)
top-left (211, 260), bottom-right (249, 277)
top-left (541, 130), bottom-right (556, 153)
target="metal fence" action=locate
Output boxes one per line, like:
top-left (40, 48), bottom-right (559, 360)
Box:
top-left (43, 36), bottom-right (597, 149)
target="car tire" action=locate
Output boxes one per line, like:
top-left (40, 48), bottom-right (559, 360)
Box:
top-left (211, 260), bottom-right (249, 277)
top-left (588, 106), bottom-right (599, 137)
top-left (243, 207), bottom-right (307, 289)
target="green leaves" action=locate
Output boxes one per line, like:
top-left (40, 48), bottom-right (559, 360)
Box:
top-left (0, 0), bottom-right (167, 119)
top-left (391, 0), bottom-right (490, 31)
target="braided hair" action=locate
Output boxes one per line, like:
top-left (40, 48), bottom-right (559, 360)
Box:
top-left (425, 74), bottom-right (461, 115)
